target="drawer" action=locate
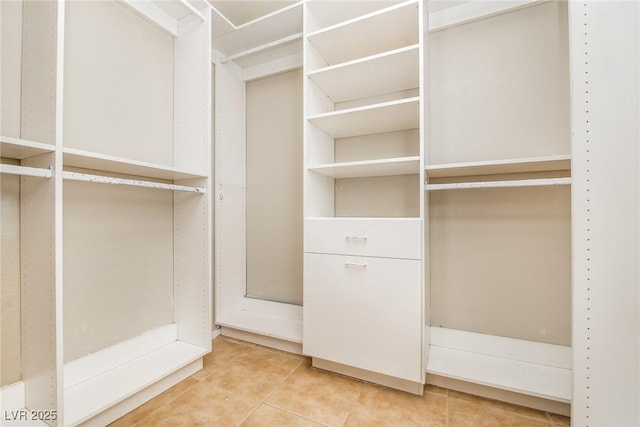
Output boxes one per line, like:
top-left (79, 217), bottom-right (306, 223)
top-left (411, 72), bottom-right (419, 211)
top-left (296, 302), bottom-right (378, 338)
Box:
top-left (304, 218), bottom-right (421, 259)
top-left (303, 253), bottom-right (423, 382)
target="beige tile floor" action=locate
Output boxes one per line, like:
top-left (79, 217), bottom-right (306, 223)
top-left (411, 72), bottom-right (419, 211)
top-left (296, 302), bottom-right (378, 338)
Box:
top-left (109, 336), bottom-right (571, 427)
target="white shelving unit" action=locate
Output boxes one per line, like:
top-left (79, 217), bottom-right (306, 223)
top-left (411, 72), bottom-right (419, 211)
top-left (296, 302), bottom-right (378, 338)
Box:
top-left (212, 2), bottom-right (305, 347)
top-left (423, 0), bottom-right (573, 410)
top-left (303, 0), bottom-right (426, 394)
top-left (0, 0), bottom-right (212, 425)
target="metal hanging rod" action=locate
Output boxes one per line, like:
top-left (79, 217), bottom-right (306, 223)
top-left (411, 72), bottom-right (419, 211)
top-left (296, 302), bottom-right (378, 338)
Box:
top-left (62, 171), bottom-right (205, 193)
top-left (0, 164), bottom-right (52, 178)
top-left (425, 177), bottom-right (571, 191)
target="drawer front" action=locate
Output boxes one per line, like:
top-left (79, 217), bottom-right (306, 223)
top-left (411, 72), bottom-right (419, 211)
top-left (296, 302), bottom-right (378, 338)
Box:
top-left (303, 253), bottom-right (423, 382)
top-left (304, 218), bottom-right (421, 259)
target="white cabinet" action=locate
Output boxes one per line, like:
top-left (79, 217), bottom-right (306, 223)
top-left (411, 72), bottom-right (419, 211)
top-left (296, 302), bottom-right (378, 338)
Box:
top-left (302, 0), bottom-right (426, 393)
top-left (303, 253), bottom-right (422, 382)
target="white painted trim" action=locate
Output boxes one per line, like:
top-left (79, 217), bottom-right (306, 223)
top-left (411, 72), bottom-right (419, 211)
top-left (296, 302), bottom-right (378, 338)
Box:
top-left (0, 164), bottom-right (52, 178)
top-left (74, 359), bottom-right (201, 427)
top-left (425, 177), bottom-right (571, 191)
top-left (211, 328), bottom-right (221, 339)
top-left (62, 171), bottom-right (205, 193)
top-left (64, 324), bottom-right (177, 389)
top-left (313, 358), bottom-right (424, 395)
top-left (0, 381), bottom-right (25, 411)
top-left (428, 0), bottom-right (548, 32)
top-left (64, 342), bottom-right (206, 426)
top-left (429, 327), bottom-right (572, 369)
top-left (220, 327), bottom-right (303, 355)
top-left (118, 0), bottom-right (179, 36)
top-left (427, 374), bottom-right (571, 417)
top-left (427, 346), bottom-right (571, 402)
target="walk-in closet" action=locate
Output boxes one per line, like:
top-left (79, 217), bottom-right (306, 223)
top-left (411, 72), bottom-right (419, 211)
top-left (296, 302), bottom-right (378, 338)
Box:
top-left (1, 0), bottom-right (638, 426)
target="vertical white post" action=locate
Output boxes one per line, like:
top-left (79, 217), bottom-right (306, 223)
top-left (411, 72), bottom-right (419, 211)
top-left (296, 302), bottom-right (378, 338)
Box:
top-left (570, 1), bottom-right (640, 425)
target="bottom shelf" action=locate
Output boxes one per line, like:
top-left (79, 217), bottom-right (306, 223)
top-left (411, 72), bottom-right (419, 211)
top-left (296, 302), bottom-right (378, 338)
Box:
top-left (426, 328), bottom-right (572, 402)
top-left (64, 341), bottom-right (207, 426)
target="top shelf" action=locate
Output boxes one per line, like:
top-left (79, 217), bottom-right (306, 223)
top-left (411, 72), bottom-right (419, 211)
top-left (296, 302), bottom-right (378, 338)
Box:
top-left (428, 0), bottom-right (546, 32)
top-left (307, 0), bottom-right (419, 66)
top-left (212, 2), bottom-right (303, 58)
top-left (1, 136), bottom-right (55, 160)
top-left (426, 155), bottom-right (571, 178)
top-left (120, 0), bottom-right (208, 37)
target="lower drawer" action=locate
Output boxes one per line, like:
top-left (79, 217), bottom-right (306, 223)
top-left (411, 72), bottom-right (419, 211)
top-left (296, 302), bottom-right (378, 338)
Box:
top-left (303, 253), bottom-right (423, 382)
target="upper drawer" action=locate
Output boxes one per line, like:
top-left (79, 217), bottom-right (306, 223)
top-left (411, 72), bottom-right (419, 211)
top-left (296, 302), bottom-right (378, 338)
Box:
top-left (304, 218), bottom-right (421, 259)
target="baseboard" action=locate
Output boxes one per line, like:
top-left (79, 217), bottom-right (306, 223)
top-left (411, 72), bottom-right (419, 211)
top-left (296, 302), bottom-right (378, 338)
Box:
top-left (312, 358), bottom-right (424, 395)
top-left (78, 358), bottom-right (202, 426)
top-left (426, 374), bottom-right (571, 417)
top-left (220, 326), bottom-right (303, 355)
top-left (211, 328), bottom-right (221, 339)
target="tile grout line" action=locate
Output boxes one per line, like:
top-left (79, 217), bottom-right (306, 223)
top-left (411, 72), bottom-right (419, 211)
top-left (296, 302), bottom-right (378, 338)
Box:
top-left (126, 378), bottom-right (202, 427)
top-left (261, 356), bottom-right (306, 403)
top-left (263, 402), bottom-right (332, 427)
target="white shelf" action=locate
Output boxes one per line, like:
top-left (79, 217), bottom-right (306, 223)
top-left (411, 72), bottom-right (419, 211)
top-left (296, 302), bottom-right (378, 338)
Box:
top-left (309, 156), bottom-right (420, 179)
top-left (1, 136), bottom-right (54, 160)
top-left (426, 155), bottom-right (571, 178)
top-left (308, 97), bottom-right (420, 138)
top-left (428, 0), bottom-right (546, 32)
top-left (307, 0), bottom-right (418, 66)
top-left (63, 147), bottom-right (207, 180)
top-left (425, 177), bottom-right (571, 191)
top-left (212, 2), bottom-right (303, 57)
top-left (120, 0), bottom-right (206, 37)
top-left (308, 45), bottom-right (419, 103)
top-left (427, 328), bottom-right (572, 403)
top-left (64, 341), bottom-right (207, 426)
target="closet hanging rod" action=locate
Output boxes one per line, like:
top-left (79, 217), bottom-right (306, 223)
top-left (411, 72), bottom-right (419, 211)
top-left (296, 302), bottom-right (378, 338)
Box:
top-left (0, 164), bottom-right (52, 178)
top-left (425, 177), bottom-right (571, 191)
top-left (62, 171), bottom-right (205, 193)
top-left (220, 32), bottom-right (302, 63)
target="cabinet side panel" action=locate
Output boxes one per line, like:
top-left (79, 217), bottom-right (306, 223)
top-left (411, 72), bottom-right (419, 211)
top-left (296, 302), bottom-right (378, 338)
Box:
top-left (63, 179), bottom-right (174, 362)
top-left (63, 0), bottom-right (173, 164)
top-left (175, 11), bottom-right (211, 173)
top-left (246, 69), bottom-right (303, 304)
top-left (21, 0), bottom-right (57, 145)
top-left (21, 153), bottom-right (57, 415)
top-left (1, 161), bottom-right (22, 386)
top-left (215, 59), bottom-right (246, 317)
top-left (570, 1), bottom-right (640, 424)
top-left (175, 178), bottom-right (210, 349)
top-left (1, 0), bottom-right (22, 139)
